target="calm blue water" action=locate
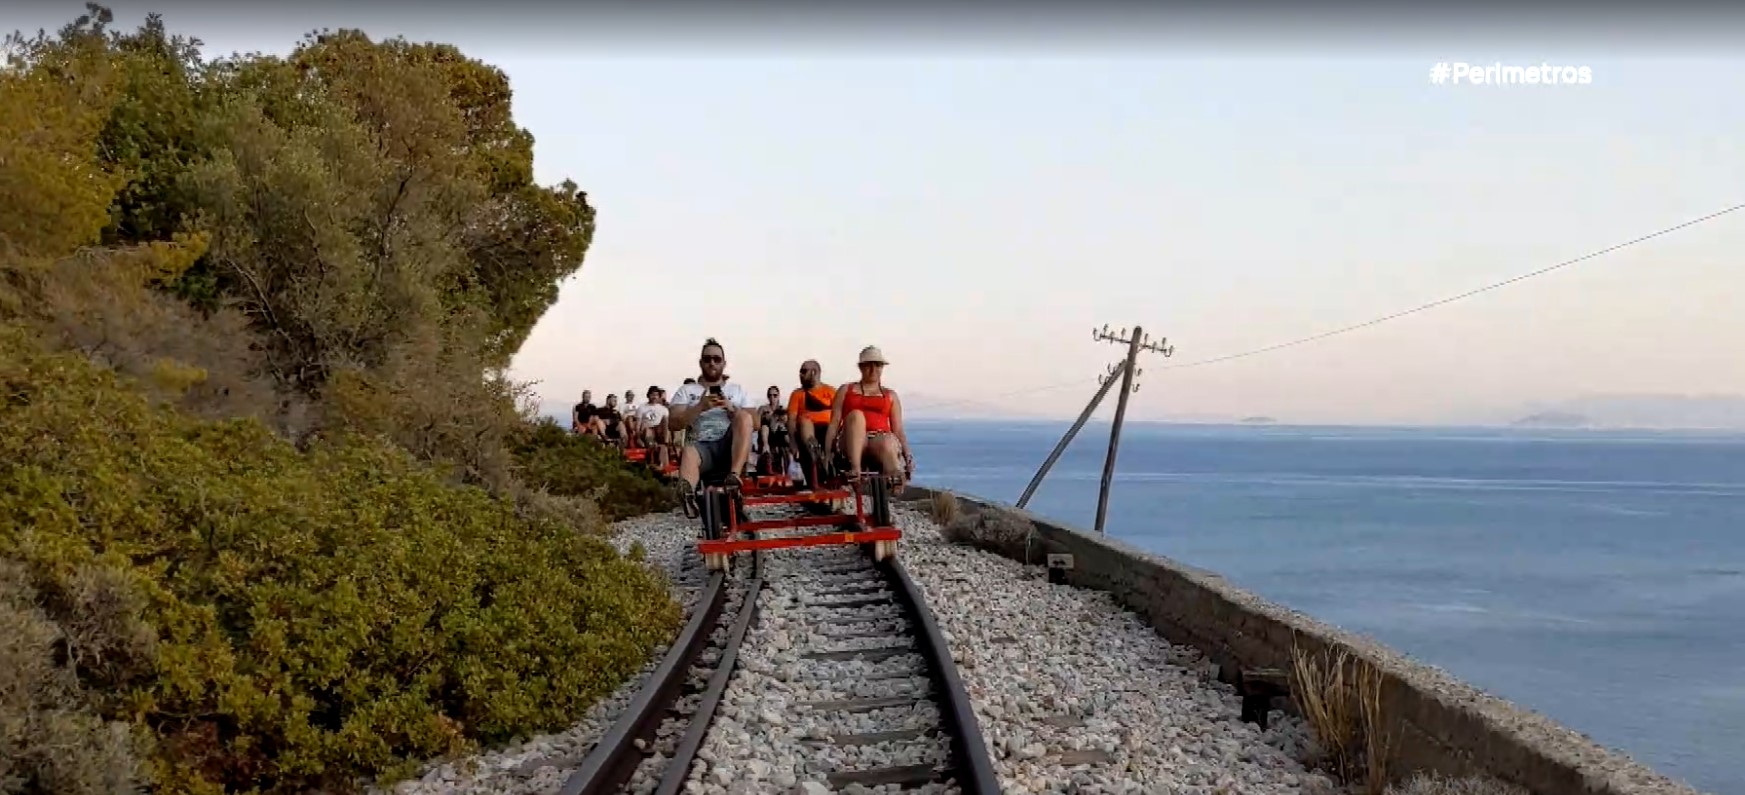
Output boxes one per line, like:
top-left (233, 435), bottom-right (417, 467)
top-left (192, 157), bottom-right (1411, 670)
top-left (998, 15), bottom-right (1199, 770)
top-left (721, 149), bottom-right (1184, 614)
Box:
top-left (906, 420), bottom-right (1745, 794)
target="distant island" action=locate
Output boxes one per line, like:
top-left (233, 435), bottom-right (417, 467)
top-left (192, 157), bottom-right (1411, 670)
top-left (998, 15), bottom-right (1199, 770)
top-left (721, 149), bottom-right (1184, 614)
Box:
top-left (1239, 416), bottom-right (1278, 424)
top-left (1504, 394), bottom-right (1745, 431)
top-left (1512, 411), bottom-right (1595, 428)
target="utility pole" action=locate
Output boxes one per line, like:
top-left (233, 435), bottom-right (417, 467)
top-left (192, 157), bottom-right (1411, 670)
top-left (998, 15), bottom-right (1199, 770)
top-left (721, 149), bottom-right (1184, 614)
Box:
top-left (1092, 325), bottom-right (1173, 534)
top-left (1015, 325), bottom-right (1174, 531)
top-left (1015, 359), bottom-right (1128, 509)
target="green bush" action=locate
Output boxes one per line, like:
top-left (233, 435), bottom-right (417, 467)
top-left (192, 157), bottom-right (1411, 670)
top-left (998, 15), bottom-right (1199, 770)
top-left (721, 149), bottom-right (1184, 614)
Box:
top-left (0, 329), bottom-right (683, 793)
top-left (510, 419), bottom-right (676, 522)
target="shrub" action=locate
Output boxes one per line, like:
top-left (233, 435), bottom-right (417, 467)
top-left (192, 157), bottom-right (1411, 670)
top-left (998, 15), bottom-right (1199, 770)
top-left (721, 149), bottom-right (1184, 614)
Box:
top-left (316, 321), bottom-right (530, 491)
top-left (25, 242), bottom-right (285, 427)
top-left (941, 510), bottom-right (1033, 558)
top-left (509, 419), bottom-right (676, 521)
top-left (0, 329), bottom-right (682, 793)
top-left (0, 561), bottom-right (145, 795)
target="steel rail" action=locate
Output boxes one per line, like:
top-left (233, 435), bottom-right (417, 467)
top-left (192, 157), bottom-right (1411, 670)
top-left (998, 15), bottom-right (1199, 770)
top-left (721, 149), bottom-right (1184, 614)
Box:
top-left (652, 552), bottom-right (763, 795)
top-left (560, 517), bottom-right (1004, 795)
top-left (886, 557), bottom-right (1004, 795)
top-left (557, 570), bottom-right (728, 795)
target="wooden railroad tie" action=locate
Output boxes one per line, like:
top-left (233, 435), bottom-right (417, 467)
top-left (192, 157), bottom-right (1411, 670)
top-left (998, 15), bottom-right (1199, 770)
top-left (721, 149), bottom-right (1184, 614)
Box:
top-left (1236, 667), bottom-right (1292, 730)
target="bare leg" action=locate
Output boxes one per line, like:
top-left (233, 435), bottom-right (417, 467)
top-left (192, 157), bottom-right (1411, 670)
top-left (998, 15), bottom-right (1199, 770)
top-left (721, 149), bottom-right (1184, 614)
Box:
top-left (679, 444), bottom-right (702, 488)
top-left (645, 425), bottom-right (663, 467)
top-left (843, 410), bottom-right (868, 477)
top-left (790, 419), bottom-right (816, 483)
top-left (868, 434), bottom-right (904, 477)
top-left (728, 409), bottom-right (757, 477)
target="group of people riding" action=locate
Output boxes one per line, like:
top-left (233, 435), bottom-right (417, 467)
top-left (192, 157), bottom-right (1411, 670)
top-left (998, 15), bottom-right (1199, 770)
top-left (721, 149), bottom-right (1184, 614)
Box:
top-left (571, 338), bottom-right (913, 517)
top-left (571, 386), bottom-right (677, 465)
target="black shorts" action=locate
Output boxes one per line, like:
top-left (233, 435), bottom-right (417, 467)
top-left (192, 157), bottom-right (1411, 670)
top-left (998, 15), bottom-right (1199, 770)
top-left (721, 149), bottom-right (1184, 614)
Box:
top-left (693, 434), bottom-right (734, 480)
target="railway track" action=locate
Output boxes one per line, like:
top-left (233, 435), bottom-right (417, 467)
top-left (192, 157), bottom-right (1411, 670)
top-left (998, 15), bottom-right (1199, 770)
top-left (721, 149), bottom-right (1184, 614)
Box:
top-left (560, 504), bottom-right (1001, 795)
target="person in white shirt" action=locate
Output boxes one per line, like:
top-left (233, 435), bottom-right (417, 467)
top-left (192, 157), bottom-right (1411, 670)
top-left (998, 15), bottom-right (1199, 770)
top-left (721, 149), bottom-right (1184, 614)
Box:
top-left (667, 338), bottom-right (757, 515)
top-left (620, 389), bottom-right (642, 438)
top-left (637, 386), bottom-right (672, 468)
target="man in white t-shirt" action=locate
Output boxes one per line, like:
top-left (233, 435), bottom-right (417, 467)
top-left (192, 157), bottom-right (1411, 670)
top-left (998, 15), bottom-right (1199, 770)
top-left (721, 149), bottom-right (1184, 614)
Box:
top-left (637, 385), bottom-right (671, 468)
top-left (667, 337), bottom-right (756, 514)
top-left (620, 389), bottom-right (642, 438)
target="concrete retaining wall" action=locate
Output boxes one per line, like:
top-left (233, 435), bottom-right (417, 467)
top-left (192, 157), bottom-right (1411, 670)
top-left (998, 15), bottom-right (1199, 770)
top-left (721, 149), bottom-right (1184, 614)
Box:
top-left (900, 485), bottom-right (1707, 795)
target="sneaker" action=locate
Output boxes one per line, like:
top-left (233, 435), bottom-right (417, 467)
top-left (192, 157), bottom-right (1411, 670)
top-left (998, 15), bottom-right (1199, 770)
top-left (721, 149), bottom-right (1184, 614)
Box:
top-left (675, 479), bottom-right (699, 518)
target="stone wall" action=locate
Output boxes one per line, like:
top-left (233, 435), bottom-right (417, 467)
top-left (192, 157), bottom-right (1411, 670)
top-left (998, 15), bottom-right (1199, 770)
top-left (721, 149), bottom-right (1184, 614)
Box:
top-left (901, 485), bottom-right (1707, 795)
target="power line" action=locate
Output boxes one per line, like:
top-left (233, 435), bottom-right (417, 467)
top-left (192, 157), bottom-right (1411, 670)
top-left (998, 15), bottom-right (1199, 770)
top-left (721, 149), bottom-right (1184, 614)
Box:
top-left (905, 377), bottom-right (1092, 413)
top-left (1161, 203), bottom-right (1745, 371)
top-left (909, 202), bottom-right (1745, 410)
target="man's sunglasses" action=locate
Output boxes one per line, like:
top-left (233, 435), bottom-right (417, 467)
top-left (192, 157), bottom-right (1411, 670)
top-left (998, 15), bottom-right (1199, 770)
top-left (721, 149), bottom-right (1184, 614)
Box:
top-left (700, 355), bottom-right (723, 363)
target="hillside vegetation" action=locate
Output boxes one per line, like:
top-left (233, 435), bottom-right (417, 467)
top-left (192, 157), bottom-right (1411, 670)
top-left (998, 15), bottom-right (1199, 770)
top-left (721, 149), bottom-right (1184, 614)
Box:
top-left (1, 5), bottom-right (674, 793)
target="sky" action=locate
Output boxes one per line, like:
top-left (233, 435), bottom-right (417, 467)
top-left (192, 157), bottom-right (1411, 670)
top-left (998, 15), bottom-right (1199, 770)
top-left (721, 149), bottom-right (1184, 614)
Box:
top-left (9, 3), bottom-right (1745, 424)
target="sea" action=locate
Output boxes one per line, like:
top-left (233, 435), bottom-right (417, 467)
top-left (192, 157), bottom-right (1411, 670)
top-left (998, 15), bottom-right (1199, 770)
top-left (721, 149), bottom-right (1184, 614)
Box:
top-left (903, 420), bottom-right (1745, 795)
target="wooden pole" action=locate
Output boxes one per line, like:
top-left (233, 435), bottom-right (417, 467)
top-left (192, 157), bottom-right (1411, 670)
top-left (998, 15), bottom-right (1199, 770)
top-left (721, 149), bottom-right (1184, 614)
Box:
top-left (1016, 360), bottom-right (1127, 510)
top-left (1094, 326), bottom-right (1144, 534)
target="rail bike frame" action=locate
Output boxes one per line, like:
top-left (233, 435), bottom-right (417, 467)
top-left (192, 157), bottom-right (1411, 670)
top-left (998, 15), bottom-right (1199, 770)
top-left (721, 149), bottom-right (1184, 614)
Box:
top-left (621, 444), bottom-right (680, 477)
top-left (695, 455), bottom-right (903, 571)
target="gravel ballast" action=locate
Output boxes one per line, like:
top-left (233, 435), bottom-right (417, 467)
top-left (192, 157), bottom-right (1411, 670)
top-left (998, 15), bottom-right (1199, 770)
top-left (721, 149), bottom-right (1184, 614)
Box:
top-left (683, 543), bottom-right (956, 794)
top-left (881, 505), bottom-right (1330, 795)
top-left (374, 502), bottom-right (1337, 794)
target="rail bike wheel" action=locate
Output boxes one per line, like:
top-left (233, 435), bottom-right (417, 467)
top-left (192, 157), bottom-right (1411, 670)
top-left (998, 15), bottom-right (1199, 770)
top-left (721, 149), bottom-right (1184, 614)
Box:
top-left (869, 475), bottom-right (893, 528)
top-left (698, 487), bottom-right (723, 570)
top-left (869, 476), bottom-right (898, 561)
top-left (698, 487), bottom-right (722, 541)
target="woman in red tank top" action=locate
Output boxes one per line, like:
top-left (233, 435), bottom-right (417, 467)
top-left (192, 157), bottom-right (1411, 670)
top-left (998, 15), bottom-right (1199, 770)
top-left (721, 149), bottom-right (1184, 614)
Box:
top-left (824, 345), bottom-right (913, 481)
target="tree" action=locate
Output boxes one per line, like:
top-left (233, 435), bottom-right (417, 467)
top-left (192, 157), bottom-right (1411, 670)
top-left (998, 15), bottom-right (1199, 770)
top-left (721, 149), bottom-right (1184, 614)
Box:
top-left (285, 30), bottom-right (595, 367)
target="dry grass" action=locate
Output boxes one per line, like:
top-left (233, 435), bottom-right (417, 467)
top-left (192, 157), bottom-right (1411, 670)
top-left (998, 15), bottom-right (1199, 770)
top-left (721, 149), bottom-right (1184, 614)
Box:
top-left (26, 248), bottom-right (286, 427)
top-left (1386, 772), bottom-right (1530, 795)
top-left (1358, 653), bottom-right (1392, 794)
top-left (1291, 643), bottom-right (1392, 794)
top-left (1293, 645), bottom-right (1359, 782)
top-left (928, 491), bottom-right (960, 526)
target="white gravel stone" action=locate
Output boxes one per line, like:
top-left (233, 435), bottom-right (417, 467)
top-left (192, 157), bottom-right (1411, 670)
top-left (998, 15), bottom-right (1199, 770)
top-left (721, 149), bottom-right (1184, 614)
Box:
top-left (890, 503), bottom-right (1331, 795)
top-left (686, 542), bottom-right (959, 793)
